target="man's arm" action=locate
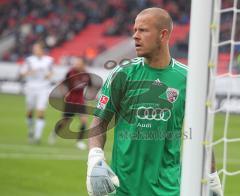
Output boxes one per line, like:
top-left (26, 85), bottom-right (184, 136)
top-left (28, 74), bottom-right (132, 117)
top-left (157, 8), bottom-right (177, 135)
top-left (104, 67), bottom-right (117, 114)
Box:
top-left (45, 59), bottom-right (54, 79)
top-left (20, 70), bottom-right (35, 78)
top-left (19, 64), bottom-right (36, 78)
top-left (87, 117), bottom-right (119, 196)
top-left (86, 66), bottom-right (123, 195)
top-left (88, 116), bottom-right (108, 149)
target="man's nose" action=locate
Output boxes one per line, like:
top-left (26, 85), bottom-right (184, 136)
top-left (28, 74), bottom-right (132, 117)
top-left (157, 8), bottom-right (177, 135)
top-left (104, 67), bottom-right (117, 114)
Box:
top-left (133, 31), bottom-right (140, 40)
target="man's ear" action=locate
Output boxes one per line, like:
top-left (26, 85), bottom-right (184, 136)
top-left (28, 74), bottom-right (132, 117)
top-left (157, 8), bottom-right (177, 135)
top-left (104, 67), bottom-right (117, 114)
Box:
top-left (160, 29), bottom-right (169, 41)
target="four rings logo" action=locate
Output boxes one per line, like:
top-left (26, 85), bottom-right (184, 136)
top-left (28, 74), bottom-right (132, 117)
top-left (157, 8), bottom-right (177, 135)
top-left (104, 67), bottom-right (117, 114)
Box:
top-left (136, 106), bottom-right (171, 121)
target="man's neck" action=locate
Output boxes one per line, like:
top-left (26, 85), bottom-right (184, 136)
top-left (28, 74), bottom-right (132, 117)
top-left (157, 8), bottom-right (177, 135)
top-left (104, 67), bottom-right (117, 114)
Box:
top-left (145, 48), bottom-right (171, 69)
top-left (35, 54), bottom-right (44, 58)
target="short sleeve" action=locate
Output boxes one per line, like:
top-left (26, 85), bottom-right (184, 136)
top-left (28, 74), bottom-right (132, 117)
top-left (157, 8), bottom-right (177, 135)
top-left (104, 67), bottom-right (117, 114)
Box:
top-left (94, 67), bottom-right (126, 122)
top-left (48, 57), bottom-right (54, 72)
top-left (19, 58), bottom-right (30, 75)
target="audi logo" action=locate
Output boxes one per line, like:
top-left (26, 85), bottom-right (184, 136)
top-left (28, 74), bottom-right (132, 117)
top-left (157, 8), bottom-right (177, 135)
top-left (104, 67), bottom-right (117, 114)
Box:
top-left (136, 106), bottom-right (171, 121)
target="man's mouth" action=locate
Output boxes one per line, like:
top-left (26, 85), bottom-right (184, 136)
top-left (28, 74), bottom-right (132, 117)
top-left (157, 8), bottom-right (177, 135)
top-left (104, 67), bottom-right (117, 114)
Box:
top-left (135, 43), bottom-right (142, 48)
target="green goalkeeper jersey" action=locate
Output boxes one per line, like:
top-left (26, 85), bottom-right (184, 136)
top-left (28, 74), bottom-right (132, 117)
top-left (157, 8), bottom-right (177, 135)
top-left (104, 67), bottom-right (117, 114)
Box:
top-left (94, 57), bottom-right (188, 196)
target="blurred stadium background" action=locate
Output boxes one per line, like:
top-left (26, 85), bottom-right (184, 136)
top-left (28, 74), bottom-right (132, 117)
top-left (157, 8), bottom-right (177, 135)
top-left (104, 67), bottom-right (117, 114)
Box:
top-left (0, 0), bottom-right (239, 195)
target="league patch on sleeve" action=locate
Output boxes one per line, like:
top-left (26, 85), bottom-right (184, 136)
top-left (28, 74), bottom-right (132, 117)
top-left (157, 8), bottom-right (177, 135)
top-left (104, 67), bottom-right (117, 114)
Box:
top-left (97, 94), bottom-right (109, 109)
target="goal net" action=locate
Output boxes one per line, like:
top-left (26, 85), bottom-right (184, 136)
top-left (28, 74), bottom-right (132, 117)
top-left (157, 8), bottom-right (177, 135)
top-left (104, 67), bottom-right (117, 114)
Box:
top-left (181, 0), bottom-right (240, 195)
top-left (205, 0), bottom-right (240, 195)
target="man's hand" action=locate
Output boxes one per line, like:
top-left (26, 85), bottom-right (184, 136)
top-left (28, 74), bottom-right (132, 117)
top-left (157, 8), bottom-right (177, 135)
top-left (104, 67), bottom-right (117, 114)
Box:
top-left (208, 171), bottom-right (223, 196)
top-left (45, 72), bottom-right (52, 79)
top-left (87, 147), bottom-right (119, 196)
top-left (20, 69), bottom-right (36, 78)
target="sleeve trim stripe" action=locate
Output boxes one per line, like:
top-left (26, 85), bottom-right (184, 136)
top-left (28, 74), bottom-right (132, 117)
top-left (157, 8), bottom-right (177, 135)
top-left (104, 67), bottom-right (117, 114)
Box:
top-left (175, 62), bottom-right (189, 71)
top-left (106, 65), bottom-right (122, 88)
top-left (131, 57), bottom-right (142, 63)
top-left (174, 60), bottom-right (188, 69)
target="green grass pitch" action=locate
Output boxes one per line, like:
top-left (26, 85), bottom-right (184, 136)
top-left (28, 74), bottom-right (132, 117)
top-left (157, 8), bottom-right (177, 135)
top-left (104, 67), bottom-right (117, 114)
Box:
top-left (0, 94), bottom-right (239, 196)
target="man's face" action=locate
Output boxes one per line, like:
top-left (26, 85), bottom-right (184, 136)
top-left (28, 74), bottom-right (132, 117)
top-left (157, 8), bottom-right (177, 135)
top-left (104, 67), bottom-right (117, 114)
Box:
top-left (74, 58), bottom-right (85, 71)
top-left (133, 14), bottom-right (161, 58)
top-left (33, 44), bottom-right (44, 57)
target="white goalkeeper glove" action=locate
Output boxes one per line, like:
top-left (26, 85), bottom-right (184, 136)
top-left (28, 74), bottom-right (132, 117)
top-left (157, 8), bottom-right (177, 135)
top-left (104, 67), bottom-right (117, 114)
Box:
top-left (86, 147), bottom-right (119, 196)
top-left (208, 171), bottom-right (223, 196)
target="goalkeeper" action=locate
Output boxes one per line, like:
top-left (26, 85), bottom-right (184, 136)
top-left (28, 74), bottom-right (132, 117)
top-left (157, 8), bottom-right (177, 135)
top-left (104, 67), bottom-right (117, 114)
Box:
top-left (87, 7), bottom-right (223, 196)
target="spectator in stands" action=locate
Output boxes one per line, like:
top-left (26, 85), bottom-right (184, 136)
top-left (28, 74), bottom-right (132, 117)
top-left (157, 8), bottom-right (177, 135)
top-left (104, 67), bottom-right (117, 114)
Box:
top-left (0, 0), bottom-right (192, 61)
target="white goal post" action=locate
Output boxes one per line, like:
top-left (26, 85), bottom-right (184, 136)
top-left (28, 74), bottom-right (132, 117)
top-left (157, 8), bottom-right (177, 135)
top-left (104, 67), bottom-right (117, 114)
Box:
top-left (181, 0), bottom-right (240, 195)
top-left (180, 0), bottom-right (213, 196)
